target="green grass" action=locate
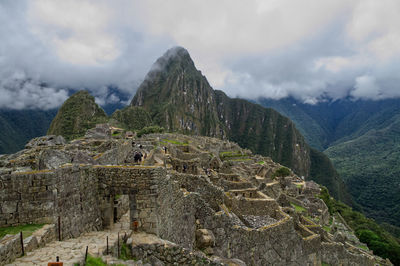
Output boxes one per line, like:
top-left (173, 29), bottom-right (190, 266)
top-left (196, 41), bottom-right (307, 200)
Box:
top-left (0, 224), bottom-right (45, 239)
top-left (227, 158), bottom-right (252, 162)
top-left (290, 202), bottom-right (306, 213)
top-left (322, 225), bottom-right (331, 233)
top-left (119, 243), bottom-right (132, 261)
top-left (257, 160), bottom-right (265, 165)
top-left (161, 139), bottom-right (188, 145)
top-left (357, 244), bottom-right (369, 251)
top-left (85, 255), bottom-right (107, 266)
top-left (85, 255), bottom-right (125, 266)
top-left (219, 151), bottom-right (249, 161)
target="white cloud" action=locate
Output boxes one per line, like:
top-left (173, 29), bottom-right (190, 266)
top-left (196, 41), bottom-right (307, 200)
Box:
top-left (0, 0), bottom-right (399, 109)
top-left (351, 75), bottom-right (381, 99)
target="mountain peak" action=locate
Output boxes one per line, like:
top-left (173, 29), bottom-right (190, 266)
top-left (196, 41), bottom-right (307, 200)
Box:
top-left (145, 46), bottom-right (195, 78)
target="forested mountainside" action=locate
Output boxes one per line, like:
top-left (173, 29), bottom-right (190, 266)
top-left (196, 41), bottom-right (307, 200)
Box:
top-left (0, 109), bottom-right (57, 154)
top-left (258, 97), bottom-right (400, 229)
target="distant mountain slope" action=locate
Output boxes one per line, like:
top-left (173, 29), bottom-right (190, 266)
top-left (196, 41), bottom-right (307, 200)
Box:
top-left (0, 109), bottom-right (57, 154)
top-left (325, 118), bottom-right (400, 227)
top-left (47, 91), bottom-right (108, 140)
top-left (131, 47), bottom-right (351, 203)
top-left (258, 97), bottom-right (400, 228)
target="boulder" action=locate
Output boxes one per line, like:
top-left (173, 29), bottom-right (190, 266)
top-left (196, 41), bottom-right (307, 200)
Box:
top-left (38, 149), bottom-right (71, 170)
top-left (85, 124), bottom-right (111, 139)
top-left (25, 135), bottom-right (66, 149)
top-left (195, 229), bottom-right (215, 249)
top-left (71, 151), bottom-right (95, 165)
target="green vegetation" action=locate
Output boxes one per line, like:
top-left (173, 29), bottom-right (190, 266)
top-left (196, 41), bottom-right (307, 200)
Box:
top-left (310, 148), bottom-right (353, 205)
top-left (259, 97), bottom-right (400, 241)
top-left (0, 224), bottom-right (44, 239)
top-left (257, 161), bottom-right (265, 165)
top-left (47, 91), bottom-right (108, 140)
top-left (319, 186), bottom-right (400, 265)
top-left (111, 106), bottom-right (152, 131)
top-left (119, 243), bottom-right (133, 261)
top-left (85, 254), bottom-right (125, 266)
top-left (219, 151), bottom-right (247, 160)
top-left (322, 225), bottom-right (331, 233)
top-left (357, 244), bottom-right (369, 251)
top-left (85, 255), bottom-right (107, 266)
top-left (161, 139), bottom-right (188, 145)
top-left (272, 167), bottom-right (291, 178)
top-left (290, 202), bottom-right (306, 213)
top-left (226, 158), bottom-right (252, 162)
top-left (325, 120), bottom-right (400, 228)
top-left (137, 126), bottom-right (164, 137)
top-left (0, 109), bottom-right (57, 154)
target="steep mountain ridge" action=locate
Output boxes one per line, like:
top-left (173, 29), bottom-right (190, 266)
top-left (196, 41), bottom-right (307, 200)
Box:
top-left (132, 47), bottom-right (311, 176)
top-left (131, 47), bottom-right (351, 203)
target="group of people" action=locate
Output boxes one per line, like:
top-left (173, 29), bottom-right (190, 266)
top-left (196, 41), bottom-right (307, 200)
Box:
top-left (133, 142), bottom-right (146, 164)
top-left (133, 151), bottom-right (143, 163)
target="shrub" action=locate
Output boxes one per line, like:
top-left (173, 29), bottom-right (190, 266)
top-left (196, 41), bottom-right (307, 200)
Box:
top-left (273, 167), bottom-right (291, 178)
top-left (137, 126), bottom-right (164, 137)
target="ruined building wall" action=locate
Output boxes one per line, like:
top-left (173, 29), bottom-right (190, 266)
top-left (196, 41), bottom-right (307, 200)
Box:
top-left (0, 170), bottom-right (55, 227)
top-left (155, 174), bottom-right (198, 249)
top-left (54, 166), bottom-right (102, 239)
top-left (94, 166), bottom-right (165, 234)
top-left (0, 165), bottom-right (165, 240)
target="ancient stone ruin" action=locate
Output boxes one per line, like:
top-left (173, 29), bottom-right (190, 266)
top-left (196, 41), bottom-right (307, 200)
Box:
top-left (0, 127), bottom-right (392, 265)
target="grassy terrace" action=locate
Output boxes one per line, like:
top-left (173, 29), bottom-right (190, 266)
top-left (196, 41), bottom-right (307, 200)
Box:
top-left (290, 202), bottom-right (306, 213)
top-left (219, 151), bottom-right (248, 161)
top-left (0, 224), bottom-right (45, 239)
top-left (161, 139), bottom-right (188, 146)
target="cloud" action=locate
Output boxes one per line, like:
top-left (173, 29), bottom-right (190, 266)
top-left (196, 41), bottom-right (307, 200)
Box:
top-left (0, 0), bottom-right (399, 109)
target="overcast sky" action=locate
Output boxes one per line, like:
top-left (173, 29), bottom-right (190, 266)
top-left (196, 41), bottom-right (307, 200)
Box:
top-left (1, 0), bottom-right (400, 109)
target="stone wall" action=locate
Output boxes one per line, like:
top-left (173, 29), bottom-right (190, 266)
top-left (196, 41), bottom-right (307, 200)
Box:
top-left (320, 242), bottom-right (378, 266)
top-left (0, 224), bottom-right (55, 265)
top-left (93, 166), bottom-right (165, 234)
top-left (129, 238), bottom-right (222, 265)
top-left (0, 170), bottom-right (55, 227)
top-left (224, 190), bottom-right (279, 217)
top-left (0, 165), bottom-right (165, 239)
top-left (54, 166), bottom-right (102, 239)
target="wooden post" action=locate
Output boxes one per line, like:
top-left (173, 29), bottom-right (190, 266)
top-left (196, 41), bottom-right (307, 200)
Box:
top-left (20, 231), bottom-right (24, 256)
top-left (117, 232), bottom-right (120, 258)
top-left (84, 246), bottom-right (88, 264)
top-left (58, 216), bottom-right (61, 241)
top-left (106, 236), bottom-right (109, 255)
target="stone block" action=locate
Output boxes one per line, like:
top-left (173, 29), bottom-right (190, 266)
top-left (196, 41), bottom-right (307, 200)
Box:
top-left (2, 201), bottom-right (17, 213)
top-left (24, 235), bottom-right (39, 252)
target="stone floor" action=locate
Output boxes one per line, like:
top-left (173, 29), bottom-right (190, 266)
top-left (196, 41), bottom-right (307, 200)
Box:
top-left (7, 212), bottom-right (132, 266)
